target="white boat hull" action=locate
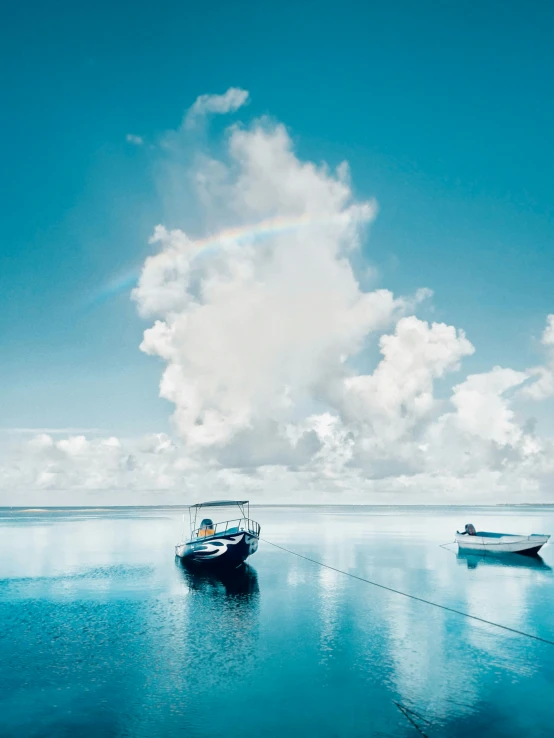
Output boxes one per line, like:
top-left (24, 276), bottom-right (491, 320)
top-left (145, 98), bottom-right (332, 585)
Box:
top-left (456, 533), bottom-right (550, 555)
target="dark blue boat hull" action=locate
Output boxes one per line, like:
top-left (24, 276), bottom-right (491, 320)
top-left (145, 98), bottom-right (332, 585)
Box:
top-left (175, 531), bottom-right (259, 568)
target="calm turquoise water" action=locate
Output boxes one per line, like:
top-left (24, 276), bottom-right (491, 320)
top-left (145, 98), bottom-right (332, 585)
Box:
top-left (1, 506), bottom-right (554, 737)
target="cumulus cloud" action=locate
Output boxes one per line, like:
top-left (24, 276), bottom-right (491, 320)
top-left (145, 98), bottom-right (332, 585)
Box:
top-left (542, 314), bottom-right (554, 346)
top-left (335, 317), bottom-right (474, 437)
top-left (448, 367), bottom-right (528, 446)
top-left (185, 87), bottom-right (249, 127)
top-left (520, 314), bottom-right (554, 401)
top-left (126, 134), bottom-right (144, 145)
top-left (2, 90), bottom-right (554, 504)
top-left (132, 117), bottom-right (429, 465)
top-left (0, 432), bottom-right (187, 497)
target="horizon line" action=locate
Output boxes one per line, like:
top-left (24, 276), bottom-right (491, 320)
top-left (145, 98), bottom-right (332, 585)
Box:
top-left (1, 502), bottom-right (553, 511)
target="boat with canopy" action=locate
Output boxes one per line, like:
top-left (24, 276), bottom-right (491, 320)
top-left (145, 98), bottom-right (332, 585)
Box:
top-left (175, 500), bottom-right (260, 568)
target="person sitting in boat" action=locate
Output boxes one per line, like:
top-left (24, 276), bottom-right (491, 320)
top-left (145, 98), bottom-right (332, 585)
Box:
top-left (459, 523), bottom-right (476, 536)
top-left (198, 518), bottom-right (215, 537)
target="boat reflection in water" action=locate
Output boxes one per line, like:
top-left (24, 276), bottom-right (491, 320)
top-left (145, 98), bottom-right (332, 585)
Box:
top-left (176, 557), bottom-right (260, 598)
top-left (174, 560), bottom-right (260, 687)
top-left (456, 551), bottom-right (553, 572)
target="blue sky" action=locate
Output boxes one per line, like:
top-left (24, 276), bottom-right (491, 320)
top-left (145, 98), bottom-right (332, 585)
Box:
top-left (2, 0), bottom-right (554, 440)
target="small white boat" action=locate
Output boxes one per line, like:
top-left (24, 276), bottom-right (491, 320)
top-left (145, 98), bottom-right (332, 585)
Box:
top-left (456, 523), bottom-right (550, 556)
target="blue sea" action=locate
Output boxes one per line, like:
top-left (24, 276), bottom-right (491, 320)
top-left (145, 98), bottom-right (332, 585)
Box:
top-left (1, 505), bottom-right (554, 737)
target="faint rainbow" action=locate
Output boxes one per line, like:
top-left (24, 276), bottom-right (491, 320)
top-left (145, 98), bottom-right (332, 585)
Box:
top-left (87, 213), bottom-right (351, 307)
top-left (189, 212), bottom-right (349, 253)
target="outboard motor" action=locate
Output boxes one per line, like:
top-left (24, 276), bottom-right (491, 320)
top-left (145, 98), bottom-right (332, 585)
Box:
top-left (464, 523), bottom-right (476, 536)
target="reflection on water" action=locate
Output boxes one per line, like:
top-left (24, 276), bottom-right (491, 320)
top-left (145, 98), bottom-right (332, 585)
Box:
top-left (0, 506), bottom-right (554, 737)
top-left (457, 551), bottom-right (553, 571)
top-left (176, 558), bottom-right (260, 596)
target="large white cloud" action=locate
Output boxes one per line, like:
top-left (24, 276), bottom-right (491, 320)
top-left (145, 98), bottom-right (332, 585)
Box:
top-left (133, 119), bottom-right (428, 462)
top-left (2, 91), bottom-right (554, 503)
